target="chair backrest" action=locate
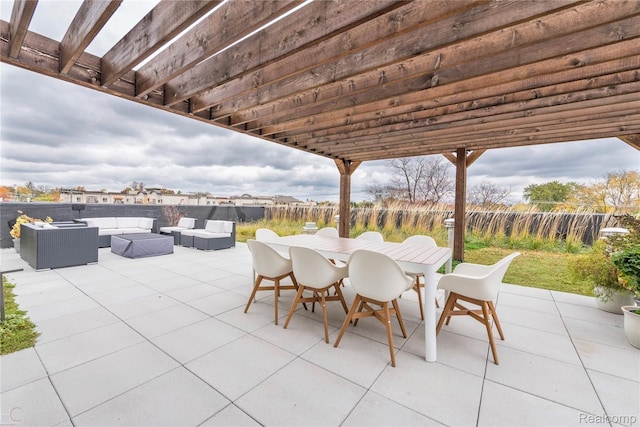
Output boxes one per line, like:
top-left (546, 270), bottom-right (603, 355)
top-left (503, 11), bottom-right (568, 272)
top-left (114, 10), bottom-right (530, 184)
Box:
top-left (347, 250), bottom-right (413, 301)
top-left (315, 227), bottom-right (339, 238)
top-left (443, 252), bottom-right (520, 301)
top-left (402, 235), bottom-right (437, 248)
top-left (355, 231), bottom-right (384, 242)
top-left (177, 217), bottom-right (196, 229)
top-left (256, 228), bottom-right (279, 241)
top-left (289, 246), bottom-right (346, 288)
top-left (247, 239), bottom-right (292, 278)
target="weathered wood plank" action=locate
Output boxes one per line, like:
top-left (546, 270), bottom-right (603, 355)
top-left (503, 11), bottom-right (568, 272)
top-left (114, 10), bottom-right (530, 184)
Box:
top-left (306, 94), bottom-right (640, 150)
top-left (190, 0), bottom-right (485, 112)
top-left (289, 72), bottom-right (640, 145)
top-left (135, 0), bottom-right (303, 97)
top-left (322, 106), bottom-right (640, 158)
top-left (304, 100), bottom-right (640, 151)
top-left (337, 123), bottom-right (640, 161)
top-left (229, 6), bottom-right (640, 130)
top-left (163, 0), bottom-right (406, 106)
top-left (209, 0), bottom-right (585, 120)
top-left (262, 61), bottom-right (640, 139)
top-left (60, 0), bottom-right (122, 74)
top-left (245, 35), bottom-right (640, 142)
top-left (341, 125), bottom-right (640, 160)
top-left (101, 0), bottom-right (219, 87)
top-left (8, 0), bottom-right (37, 58)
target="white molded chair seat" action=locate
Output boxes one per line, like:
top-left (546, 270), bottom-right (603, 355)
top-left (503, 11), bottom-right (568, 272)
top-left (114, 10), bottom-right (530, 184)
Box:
top-left (245, 239), bottom-right (303, 325)
top-left (284, 246), bottom-right (349, 343)
top-left (436, 252), bottom-right (520, 365)
top-left (355, 231), bottom-right (384, 242)
top-left (401, 235), bottom-right (439, 319)
top-left (315, 227), bottom-right (339, 238)
top-left (334, 249), bottom-right (414, 367)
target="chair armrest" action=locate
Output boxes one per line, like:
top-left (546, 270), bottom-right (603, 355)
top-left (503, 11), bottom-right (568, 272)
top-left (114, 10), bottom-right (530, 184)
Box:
top-left (437, 273), bottom-right (497, 301)
top-left (452, 262), bottom-right (494, 276)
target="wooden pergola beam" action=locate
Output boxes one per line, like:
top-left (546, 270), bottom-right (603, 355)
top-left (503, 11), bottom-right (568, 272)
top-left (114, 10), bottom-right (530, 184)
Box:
top-left (619, 135), bottom-right (640, 151)
top-left (220, 2), bottom-right (639, 128)
top-left (262, 61), bottom-right (640, 139)
top-left (135, 0), bottom-right (302, 98)
top-left (163, 0), bottom-right (406, 106)
top-left (60, 0), bottom-right (122, 74)
top-left (100, 0), bottom-right (218, 87)
top-left (8, 0), bottom-right (36, 59)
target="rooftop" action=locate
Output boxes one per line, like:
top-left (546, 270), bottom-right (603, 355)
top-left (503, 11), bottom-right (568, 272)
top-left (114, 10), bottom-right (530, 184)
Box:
top-left (1, 244), bottom-right (638, 426)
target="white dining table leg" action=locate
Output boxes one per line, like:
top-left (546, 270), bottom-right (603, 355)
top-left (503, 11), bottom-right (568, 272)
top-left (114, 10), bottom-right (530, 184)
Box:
top-left (424, 269), bottom-right (438, 362)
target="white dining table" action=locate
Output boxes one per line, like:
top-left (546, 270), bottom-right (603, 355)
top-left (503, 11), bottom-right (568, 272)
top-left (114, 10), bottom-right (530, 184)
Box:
top-left (260, 234), bottom-right (452, 362)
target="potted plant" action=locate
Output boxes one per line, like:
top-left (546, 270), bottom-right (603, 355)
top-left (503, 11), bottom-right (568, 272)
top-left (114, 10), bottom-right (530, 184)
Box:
top-left (610, 215), bottom-right (640, 300)
top-left (9, 212), bottom-right (53, 253)
top-left (570, 239), bottom-right (634, 313)
top-left (609, 215), bottom-right (640, 348)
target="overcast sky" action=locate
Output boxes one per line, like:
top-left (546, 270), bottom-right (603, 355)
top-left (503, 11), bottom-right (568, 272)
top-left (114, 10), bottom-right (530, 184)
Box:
top-left (1, 1), bottom-right (638, 203)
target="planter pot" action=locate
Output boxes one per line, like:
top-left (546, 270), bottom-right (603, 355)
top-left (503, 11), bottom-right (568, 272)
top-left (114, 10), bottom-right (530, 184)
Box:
top-left (621, 306), bottom-right (640, 349)
top-left (594, 287), bottom-right (635, 314)
top-left (12, 238), bottom-right (20, 254)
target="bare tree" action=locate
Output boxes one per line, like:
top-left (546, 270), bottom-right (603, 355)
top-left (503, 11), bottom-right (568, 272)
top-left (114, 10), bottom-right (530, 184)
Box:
top-left (419, 157), bottom-right (454, 204)
top-left (363, 181), bottom-right (390, 203)
top-left (468, 181), bottom-right (511, 208)
top-left (388, 158), bottom-right (426, 203)
top-left (385, 156), bottom-right (454, 204)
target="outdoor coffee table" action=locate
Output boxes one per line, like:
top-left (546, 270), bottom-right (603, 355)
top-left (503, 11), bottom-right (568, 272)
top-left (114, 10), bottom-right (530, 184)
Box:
top-left (111, 233), bottom-right (173, 259)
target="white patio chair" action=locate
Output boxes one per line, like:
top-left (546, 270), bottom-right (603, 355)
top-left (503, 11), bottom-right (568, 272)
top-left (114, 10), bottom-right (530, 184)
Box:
top-left (401, 234), bottom-right (439, 320)
top-left (436, 252), bottom-right (520, 365)
top-left (334, 249), bottom-right (414, 367)
top-left (284, 246), bottom-right (349, 343)
top-left (315, 227), bottom-right (339, 238)
top-left (355, 231), bottom-right (384, 242)
top-left (255, 228), bottom-right (280, 241)
top-left (245, 239), bottom-right (303, 325)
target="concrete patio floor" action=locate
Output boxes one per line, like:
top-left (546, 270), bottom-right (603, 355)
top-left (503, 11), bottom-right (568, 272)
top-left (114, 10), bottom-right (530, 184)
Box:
top-left (1, 243), bottom-right (638, 427)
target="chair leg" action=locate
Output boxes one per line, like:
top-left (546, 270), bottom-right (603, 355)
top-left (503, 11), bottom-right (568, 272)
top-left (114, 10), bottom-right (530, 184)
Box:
top-left (482, 302), bottom-right (500, 365)
top-left (383, 302), bottom-right (397, 367)
top-left (244, 275), bottom-right (263, 313)
top-left (391, 298), bottom-right (407, 338)
top-left (488, 300), bottom-right (505, 340)
top-left (320, 291), bottom-right (330, 343)
top-left (436, 293), bottom-right (457, 335)
top-left (334, 294), bottom-right (361, 348)
top-left (333, 281), bottom-right (349, 314)
top-left (283, 285), bottom-right (305, 329)
top-left (273, 279), bottom-right (280, 325)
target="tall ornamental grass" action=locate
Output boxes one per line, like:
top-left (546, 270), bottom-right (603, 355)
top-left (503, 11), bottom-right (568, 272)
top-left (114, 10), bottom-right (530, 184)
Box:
top-left (263, 203), bottom-right (621, 251)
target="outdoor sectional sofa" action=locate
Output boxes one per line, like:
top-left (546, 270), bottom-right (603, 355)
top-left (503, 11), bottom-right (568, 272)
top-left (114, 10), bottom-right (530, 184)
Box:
top-left (77, 217), bottom-right (156, 247)
top-left (20, 222), bottom-right (99, 270)
top-left (180, 220), bottom-right (236, 250)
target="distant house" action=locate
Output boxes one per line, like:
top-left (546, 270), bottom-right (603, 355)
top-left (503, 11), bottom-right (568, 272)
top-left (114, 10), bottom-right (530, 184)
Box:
top-left (59, 189), bottom-right (305, 206)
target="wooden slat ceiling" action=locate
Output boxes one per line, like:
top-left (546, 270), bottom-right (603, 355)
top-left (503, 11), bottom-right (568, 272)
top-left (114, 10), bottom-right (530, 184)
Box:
top-left (2, 0), bottom-right (639, 163)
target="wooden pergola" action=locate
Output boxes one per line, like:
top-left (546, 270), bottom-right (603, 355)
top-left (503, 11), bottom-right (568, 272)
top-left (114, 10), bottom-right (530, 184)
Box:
top-left (2, 0), bottom-right (639, 260)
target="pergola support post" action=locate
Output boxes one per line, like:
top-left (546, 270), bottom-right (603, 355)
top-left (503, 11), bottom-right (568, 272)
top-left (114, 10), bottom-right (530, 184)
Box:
top-left (335, 159), bottom-right (361, 238)
top-left (453, 148), bottom-right (467, 262)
